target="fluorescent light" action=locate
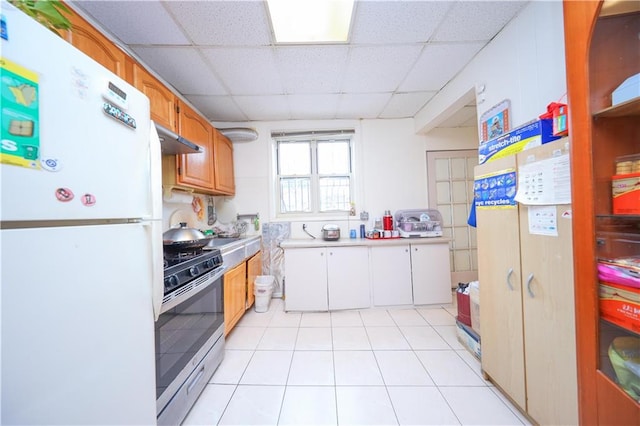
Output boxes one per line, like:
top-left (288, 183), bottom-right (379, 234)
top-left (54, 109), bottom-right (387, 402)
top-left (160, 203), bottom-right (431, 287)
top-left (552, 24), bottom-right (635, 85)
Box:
top-left (267, 0), bottom-right (354, 43)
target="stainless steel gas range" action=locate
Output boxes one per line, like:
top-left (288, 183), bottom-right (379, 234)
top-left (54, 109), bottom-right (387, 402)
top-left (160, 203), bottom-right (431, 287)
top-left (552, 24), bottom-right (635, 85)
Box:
top-left (156, 247), bottom-right (226, 425)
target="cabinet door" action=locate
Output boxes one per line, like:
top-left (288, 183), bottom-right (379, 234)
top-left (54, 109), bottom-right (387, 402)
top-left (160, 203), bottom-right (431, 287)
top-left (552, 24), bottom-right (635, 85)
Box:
top-left (65, 12), bottom-right (126, 79)
top-left (284, 248), bottom-right (328, 311)
top-left (411, 243), bottom-right (452, 305)
top-left (370, 245), bottom-right (413, 306)
top-left (517, 144), bottom-right (578, 425)
top-left (327, 246), bottom-right (370, 310)
top-left (132, 64), bottom-right (177, 131)
top-left (176, 101), bottom-right (215, 190)
top-left (475, 155), bottom-right (526, 410)
top-left (246, 252), bottom-right (262, 310)
top-left (224, 262), bottom-right (247, 336)
top-left (213, 131), bottom-right (236, 195)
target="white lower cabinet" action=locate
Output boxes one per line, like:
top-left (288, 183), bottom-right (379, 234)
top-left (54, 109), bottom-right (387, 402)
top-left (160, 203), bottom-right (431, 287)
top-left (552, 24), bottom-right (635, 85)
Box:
top-left (284, 246), bottom-right (369, 311)
top-left (411, 243), bottom-right (452, 305)
top-left (371, 245), bottom-right (413, 306)
top-left (284, 247), bottom-right (328, 311)
top-left (327, 246), bottom-right (370, 310)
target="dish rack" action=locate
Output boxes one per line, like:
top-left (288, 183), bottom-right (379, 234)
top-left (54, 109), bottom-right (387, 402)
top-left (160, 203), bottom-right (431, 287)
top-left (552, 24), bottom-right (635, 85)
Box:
top-left (394, 209), bottom-right (443, 238)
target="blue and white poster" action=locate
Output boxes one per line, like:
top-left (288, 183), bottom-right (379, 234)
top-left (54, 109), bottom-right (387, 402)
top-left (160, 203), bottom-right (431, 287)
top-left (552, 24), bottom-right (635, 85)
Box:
top-left (474, 168), bottom-right (517, 209)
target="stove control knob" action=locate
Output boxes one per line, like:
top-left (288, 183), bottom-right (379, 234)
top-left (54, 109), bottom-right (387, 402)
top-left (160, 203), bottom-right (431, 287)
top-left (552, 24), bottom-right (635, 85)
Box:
top-left (165, 275), bottom-right (179, 289)
top-left (205, 259), bottom-right (215, 268)
top-left (189, 266), bottom-right (200, 277)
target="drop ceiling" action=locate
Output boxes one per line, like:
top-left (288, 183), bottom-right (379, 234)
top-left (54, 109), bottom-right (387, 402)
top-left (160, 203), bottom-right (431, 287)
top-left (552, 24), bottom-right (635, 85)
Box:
top-left (72, 1), bottom-right (527, 125)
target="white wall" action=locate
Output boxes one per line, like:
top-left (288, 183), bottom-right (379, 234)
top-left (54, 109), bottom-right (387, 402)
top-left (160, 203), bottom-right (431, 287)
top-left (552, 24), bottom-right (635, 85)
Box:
top-left (415, 0), bottom-right (567, 134)
top-left (209, 118), bottom-right (428, 239)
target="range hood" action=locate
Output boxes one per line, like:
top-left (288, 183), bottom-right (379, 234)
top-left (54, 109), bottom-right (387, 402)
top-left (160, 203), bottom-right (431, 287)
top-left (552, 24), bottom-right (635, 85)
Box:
top-left (155, 123), bottom-right (202, 155)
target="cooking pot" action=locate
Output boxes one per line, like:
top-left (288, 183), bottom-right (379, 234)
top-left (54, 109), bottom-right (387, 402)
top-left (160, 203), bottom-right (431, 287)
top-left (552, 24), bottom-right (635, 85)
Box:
top-left (321, 224), bottom-right (340, 241)
top-left (163, 222), bottom-right (213, 252)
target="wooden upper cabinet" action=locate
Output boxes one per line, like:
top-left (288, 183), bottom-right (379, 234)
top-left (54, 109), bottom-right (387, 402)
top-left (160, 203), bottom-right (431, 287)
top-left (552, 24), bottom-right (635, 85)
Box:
top-left (175, 100), bottom-right (215, 190)
top-left (64, 11), bottom-right (126, 79)
top-left (131, 63), bottom-right (177, 132)
top-left (213, 130), bottom-right (236, 195)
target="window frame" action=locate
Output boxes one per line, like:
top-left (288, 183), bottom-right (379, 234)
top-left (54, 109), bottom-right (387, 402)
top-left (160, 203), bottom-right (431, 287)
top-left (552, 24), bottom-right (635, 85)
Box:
top-left (274, 131), bottom-right (355, 217)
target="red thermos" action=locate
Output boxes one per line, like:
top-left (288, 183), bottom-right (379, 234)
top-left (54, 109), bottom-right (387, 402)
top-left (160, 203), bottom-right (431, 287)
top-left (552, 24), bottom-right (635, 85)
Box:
top-left (383, 210), bottom-right (393, 231)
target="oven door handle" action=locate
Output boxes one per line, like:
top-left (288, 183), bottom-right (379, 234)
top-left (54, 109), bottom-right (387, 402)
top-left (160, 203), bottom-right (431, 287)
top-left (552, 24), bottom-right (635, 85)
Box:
top-left (160, 265), bottom-right (227, 314)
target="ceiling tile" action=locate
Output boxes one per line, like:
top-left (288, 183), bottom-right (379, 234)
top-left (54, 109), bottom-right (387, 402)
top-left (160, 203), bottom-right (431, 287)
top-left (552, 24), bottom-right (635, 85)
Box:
top-left (276, 46), bottom-right (349, 94)
top-left (202, 47), bottom-right (283, 95)
top-left (341, 45), bottom-right (423, 93)
top-left (351, 1), bottom-right (451, 44)
top-left (380, 92), bottom-right (436, 119)
top-left (337, 93), bottom-right (392, 119)
top-left (132, 47), bottom-right (227, 96)
top-left (432, 1), bottom-right (528, 42)
top-left (185, 95), bottom-right (247, 122)
top-left (233, 95), bottom-right (291, 121)
top-left (287, 94), bottom-right (341, 120)
top-left (165, 1), bottom-right (271, 46)
top-left (75, 1), bottom-right (190, 45)
top-left (399, 42), bottom-right (484, 92)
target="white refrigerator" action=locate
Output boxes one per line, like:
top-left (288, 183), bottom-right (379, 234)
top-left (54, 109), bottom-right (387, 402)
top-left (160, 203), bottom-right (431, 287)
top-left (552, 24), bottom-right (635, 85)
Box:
top-left (1, 3), bottom-right (163, 424)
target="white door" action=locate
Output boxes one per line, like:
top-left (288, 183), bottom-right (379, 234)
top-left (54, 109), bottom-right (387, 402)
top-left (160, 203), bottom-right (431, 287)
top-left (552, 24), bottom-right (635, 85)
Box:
top-left (370, 245), bottom-right (413, 306)
top-left (1, 223), bottom-right (157, 425)
top-left (284, 247), bottom-right (328, 311)
top-left (411, 243), bottom-right (452, 305)
top-left (427, 150), bottom-right (478, 287)
top-left (327, 246), bottom-right (370, 310)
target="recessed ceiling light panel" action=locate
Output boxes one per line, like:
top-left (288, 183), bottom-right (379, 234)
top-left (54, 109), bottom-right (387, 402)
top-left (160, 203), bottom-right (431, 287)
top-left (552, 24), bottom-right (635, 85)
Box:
top-left (267, 0), bottom-right (354, 43)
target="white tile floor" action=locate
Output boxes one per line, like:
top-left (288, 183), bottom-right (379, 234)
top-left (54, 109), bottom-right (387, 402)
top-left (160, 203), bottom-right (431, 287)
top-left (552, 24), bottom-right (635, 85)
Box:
top-left (183, 299), bottom-right (532, 426)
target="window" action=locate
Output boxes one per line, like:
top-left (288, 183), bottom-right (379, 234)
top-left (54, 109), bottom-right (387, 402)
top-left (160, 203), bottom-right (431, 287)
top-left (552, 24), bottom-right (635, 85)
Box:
top-left (274, 131), bottom-right (354, 215)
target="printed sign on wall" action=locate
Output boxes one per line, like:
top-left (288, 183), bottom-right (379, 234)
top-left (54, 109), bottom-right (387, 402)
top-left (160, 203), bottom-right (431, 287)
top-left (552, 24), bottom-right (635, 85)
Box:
top-left (475, 168), bottom-right (517, 210)
top-left (1, 57), bottom-right (40, 169)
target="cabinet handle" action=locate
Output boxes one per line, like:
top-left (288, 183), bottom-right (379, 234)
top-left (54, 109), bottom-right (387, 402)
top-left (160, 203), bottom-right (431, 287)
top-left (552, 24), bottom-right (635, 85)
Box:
top-left (506, 268), bottom-right (514, 291)
top-left (329, 252), bottom-right (333, 256)
top-left (320, 252), bottom-right (324, 256)
top-left (526, 273), bottom-right (535, 298)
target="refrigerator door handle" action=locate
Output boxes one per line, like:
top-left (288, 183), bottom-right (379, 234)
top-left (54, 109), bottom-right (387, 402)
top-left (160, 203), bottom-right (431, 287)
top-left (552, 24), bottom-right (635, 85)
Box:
top-left (145, 220), bottom-right (164, 320)
top-left (148, 122), bottom-right (163, 220)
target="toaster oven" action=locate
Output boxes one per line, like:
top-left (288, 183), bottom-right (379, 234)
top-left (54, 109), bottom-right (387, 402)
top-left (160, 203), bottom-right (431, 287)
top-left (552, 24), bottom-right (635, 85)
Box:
top-left (394, 209), bottom-right (444, 238)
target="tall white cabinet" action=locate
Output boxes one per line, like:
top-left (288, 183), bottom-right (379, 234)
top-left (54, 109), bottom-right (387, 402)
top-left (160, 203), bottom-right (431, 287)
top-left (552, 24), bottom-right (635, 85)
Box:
top-left (475, 138), bottom-right (578, 425)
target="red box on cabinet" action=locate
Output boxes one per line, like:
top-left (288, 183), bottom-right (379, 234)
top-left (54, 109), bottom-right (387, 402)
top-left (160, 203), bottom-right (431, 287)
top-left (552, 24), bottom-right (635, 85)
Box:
top-left (599, 282), bottom-right (640, 333)
top-left (612, 172), bottom-right (640, 215)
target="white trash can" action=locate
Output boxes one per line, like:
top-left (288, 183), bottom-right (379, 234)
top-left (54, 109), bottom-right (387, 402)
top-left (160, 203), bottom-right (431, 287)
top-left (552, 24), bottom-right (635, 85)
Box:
top-left (254, 275), bottom-right (275, 313)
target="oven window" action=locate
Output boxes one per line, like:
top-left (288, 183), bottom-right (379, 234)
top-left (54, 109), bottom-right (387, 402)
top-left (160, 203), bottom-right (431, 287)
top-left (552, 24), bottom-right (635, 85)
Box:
top-left (155, 278), bottom-right (223, 399)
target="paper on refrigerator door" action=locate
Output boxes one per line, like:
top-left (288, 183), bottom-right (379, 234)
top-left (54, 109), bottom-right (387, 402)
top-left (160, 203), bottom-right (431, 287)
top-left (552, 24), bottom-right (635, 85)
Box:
top-left (515, 153), bottom-right (571, 205)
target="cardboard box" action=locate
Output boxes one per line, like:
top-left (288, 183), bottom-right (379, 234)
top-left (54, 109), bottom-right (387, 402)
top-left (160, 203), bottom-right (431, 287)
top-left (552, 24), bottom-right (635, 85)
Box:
top-left (478, 118), bottom-right (561, 164)
top-left (456, 320), bottom-right (481, 360)
top-left (599, 282), bottom-right (640, 333)
top-left (469, 282), bottom-right (480, 335)
top-left (612, 173), bottom-right (640, 215)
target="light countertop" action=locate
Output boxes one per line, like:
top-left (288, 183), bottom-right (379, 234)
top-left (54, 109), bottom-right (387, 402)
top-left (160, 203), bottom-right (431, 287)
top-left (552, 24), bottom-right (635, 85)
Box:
top-left (280, 236), bottom-right (450, 249)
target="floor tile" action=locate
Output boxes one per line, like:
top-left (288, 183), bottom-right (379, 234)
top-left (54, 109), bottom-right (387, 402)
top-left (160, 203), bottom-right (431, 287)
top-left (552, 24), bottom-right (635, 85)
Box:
top-left (455, 349), bottom-right (492, 385)
top-left (300, 312), bottom-right (332, 327)
top-left (415, 350), bottom-right (486, 386)
top-left (488, 387), bottom-right (532, 425)
top-left (388, 309), bottom-right (429, 326)
top-left (439, 386), bottom-right (524, 425)
top-left (374, 350), bottom-right (434, 386)
top-left (334, 351), bottom-right (384, 385)
top-left (224, 326), bottom-right (266, 350)
top-left (332, 327), bottom-right (371, 350)
top-left (432, 325), bottom-right (465, 350)
top-left (256, 327), bottom-right (298, 350)
top-left (287, 351), bottom-right (335, 385)
top-left (210, 350), bottom-right (254, 384)
top-left (335, 386), bottom-right (398, 425)
top-left (366, 326), bottom-right (411, 350)
top-left (269, 310), bottom-right (301, 327)
top-left (359, 309), bottom-right (395, 326)
top-left (387, 386), bottom-right (460, 425)
top-left (240, 350), bottom-right (293, 385)
top-left (400, 326), bottom-right (451, 350)
top-left (331, 310), bottom-right (364, 327)
top-left (278, 386), bottom-right (337, 425)
top-left (218, 385), bottom-right (285, 425)
top-left (183, 384), bottom-right (236, 426)
top-left (237, 309), bottom-right (275, 327)
top-left (295, 327), bottom-right (333, 350)
top-left (417, 308), bottom-right (456, 326)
